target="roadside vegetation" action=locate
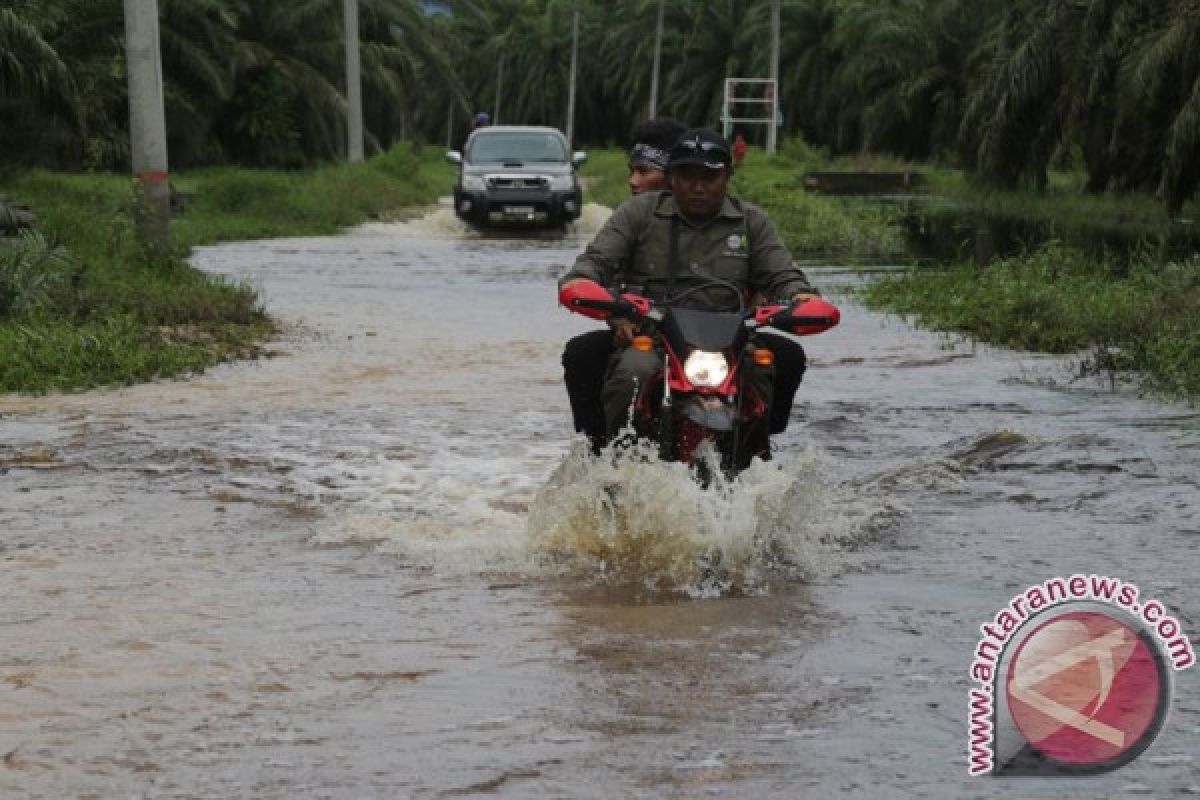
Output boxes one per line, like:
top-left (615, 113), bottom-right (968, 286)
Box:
top-left (863, 244), bottom-right (1200, 402)
top-left (730, 142), bottom-right (906, 262)
top-left (0, 145), bottom-right (452, 393)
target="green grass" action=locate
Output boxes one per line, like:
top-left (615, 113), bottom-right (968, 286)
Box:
top-left (923, 167), bottom-right (1200, 225)
top-left (173, 144), bottom-right (455, 246)
top-left (863, 243), bottom-right (1200, 401)
top-left (731, 150), bottom-right (907, 262)
top-left (0, 143), bottom-right (452, 393)
top-left (577, 148), bottom-right (630, 210)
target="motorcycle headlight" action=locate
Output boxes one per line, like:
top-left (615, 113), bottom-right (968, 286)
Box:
top-left (461, 175), bottom-right (486, 191)
top-left (548, 174), bottom-right (576, 191)
top-left (683, 350), bottom-right (729, 388)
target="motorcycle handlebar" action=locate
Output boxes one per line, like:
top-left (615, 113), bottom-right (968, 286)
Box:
top-left (562, 280), bottom-right (839, 336)
top-left (570, 297), bottom-right (639, 318)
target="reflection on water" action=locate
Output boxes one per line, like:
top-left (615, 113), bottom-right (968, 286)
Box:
top-left (900, 201), bottom-right (1200, 265)
top-left (2, 207), bottom-right (1197, 798)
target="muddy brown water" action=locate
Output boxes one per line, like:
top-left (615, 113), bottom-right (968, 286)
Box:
top-left (2, 206), bottom-right (1198, 798)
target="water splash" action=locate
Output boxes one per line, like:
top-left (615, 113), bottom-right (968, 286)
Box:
top-left (355, 207), bottom-right (476, 239)
top-left (527, 440), bottom-right (859, 597)
top-left (353, 202), bottom-right (612, 241)
top-left (569, 203), bottom-right (613, 236)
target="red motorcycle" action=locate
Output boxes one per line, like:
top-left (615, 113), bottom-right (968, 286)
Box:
top-left (560, 279), bottom-right (840, 478)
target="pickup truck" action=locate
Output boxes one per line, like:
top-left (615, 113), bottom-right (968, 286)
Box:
top-left (446, 126), bottom-right (586, 229)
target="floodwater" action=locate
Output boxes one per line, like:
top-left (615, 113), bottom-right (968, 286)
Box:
top-left (2, 204), bottom-right (1198, 798)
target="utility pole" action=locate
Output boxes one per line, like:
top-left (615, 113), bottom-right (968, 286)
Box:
top-left (648, 0), bottom-right (664, 117)
top-left (494, 57), bottom-right (503, 124)
top-left (767, 0), bottom-right (780, 154)
top-left (123, 0), bottom-right (170, 253)
top-left (344, 0), bottom-right (363, 161)
top-left (565, 5), bottom-right (579, 146)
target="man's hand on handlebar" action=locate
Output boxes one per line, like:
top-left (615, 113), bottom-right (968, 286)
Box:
top-left (608, 318), bottom-right (639, 346)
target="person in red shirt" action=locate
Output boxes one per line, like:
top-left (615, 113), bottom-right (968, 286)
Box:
top-left (732, 132), bottom-right (748, 165)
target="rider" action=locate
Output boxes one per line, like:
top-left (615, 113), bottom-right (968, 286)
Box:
top-left (561, 118), bottom-right (687, 450)
top-left (560, 128), bottom-right (820, 441)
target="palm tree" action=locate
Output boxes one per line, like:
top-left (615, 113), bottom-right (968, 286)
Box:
top-left (775, 0), bottom-right (841, 148)
top-left (158, 0), bottom-right (239, 166)
top-left (1123, 0), bottom-right (1200, 214)
top-left (0, 6), bottom-right (75, 99)
top-left (829, 0), bottom-right (996, 160)
top-left (661, 0), bottom-right (754, 130)
top-left (357, 0), bottom-right (471, 150)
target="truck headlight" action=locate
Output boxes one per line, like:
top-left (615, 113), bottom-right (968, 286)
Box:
top-left (683, 351), bottom-right (729, 388)
top-left (548, 174), bottom-right (576, 191)
top-left (461, 175), bottom-right (485, 191)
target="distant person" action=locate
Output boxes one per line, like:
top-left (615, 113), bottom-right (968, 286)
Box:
top-left (561, 117), bottom-right (687, 451)
top-left (461, 111), bottom-right (492, 150)
top-left (733, 132), bottom-right (748, 165)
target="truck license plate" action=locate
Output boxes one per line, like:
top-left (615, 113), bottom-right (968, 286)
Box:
top-left (504, 206), bottom-right (535, 215)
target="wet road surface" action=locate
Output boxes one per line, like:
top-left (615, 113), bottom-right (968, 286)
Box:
top-left (2, 207), bottom-right (1198, 798)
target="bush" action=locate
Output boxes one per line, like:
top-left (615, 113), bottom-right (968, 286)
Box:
top-left (0, 230), bottom-right (78, 317)
top-left (863, 244), bottom-right (1200, 401)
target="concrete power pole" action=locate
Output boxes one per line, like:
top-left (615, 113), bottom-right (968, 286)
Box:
top-left (123, 0), bottom-right (170, 252)
top-left (648, 0), bottom-right (664, 117)
top-left (565, 6), bottom-right (579, 147)
top-left (494, 57), bottom-right (503, 124)
top-left (767, 0), bottom-right (780, 154)
top-left (344, 0), bottom-right (364, 161)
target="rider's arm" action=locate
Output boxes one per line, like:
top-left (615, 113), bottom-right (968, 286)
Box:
top-left (559, 195), bottom-right (648, 291)
top-left (743, 204), bottom-right (820, 304)
top-left (560, 196), bottom-right (653, 343)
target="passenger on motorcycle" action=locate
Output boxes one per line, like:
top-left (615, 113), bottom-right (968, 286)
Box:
top-left (559, 128), bottom-right (820, 444)
top-left (561, 118), bottom-right (686, 450)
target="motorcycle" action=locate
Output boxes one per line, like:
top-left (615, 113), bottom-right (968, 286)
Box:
top-left (560, 278), bottom-right (840, 479)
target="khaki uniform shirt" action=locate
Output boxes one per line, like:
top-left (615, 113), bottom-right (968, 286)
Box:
top-left (561, 190), bottom-right (816, 310)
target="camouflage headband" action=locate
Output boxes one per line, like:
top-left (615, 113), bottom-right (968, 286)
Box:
top-left (629, 143), bottom-right (669, 171)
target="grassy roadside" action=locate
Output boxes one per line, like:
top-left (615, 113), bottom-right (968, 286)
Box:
top-left (0, 144), bottom-right (453, 393)
top-left (863, 244), bottom-right (1200, 401)
top-left (849, 163), bottom-right (1199, 402)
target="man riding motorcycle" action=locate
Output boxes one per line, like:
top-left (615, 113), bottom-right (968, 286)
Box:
top-left (559, 129), bottom-right (820, 445)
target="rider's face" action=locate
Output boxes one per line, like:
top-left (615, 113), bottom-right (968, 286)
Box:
top-left (628, 162), bottom-right (668, 194)
top-left (669, 165), bottom-right (729, 220)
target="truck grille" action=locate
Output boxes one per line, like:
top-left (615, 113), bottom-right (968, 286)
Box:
top-left (487, 176), bottom-right (548, 190)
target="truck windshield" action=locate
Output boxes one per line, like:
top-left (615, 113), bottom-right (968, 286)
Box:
top-left (468, 133), bottom-right (567, 163)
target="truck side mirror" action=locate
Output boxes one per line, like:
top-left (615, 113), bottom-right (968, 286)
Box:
top-left (572, 151), bottom-right (588, 168)
top-left (445, 151), bottom-right (463, 165)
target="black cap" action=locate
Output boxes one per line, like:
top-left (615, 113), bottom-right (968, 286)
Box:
top-left (668, 129), bottom-right (733, 170)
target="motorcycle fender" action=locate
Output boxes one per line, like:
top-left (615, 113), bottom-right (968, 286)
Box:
top-left (680, 395), bottom-right (736, 432)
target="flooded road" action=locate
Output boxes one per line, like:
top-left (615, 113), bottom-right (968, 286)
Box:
top-left (2, 207), bottom-right (1198, 798)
